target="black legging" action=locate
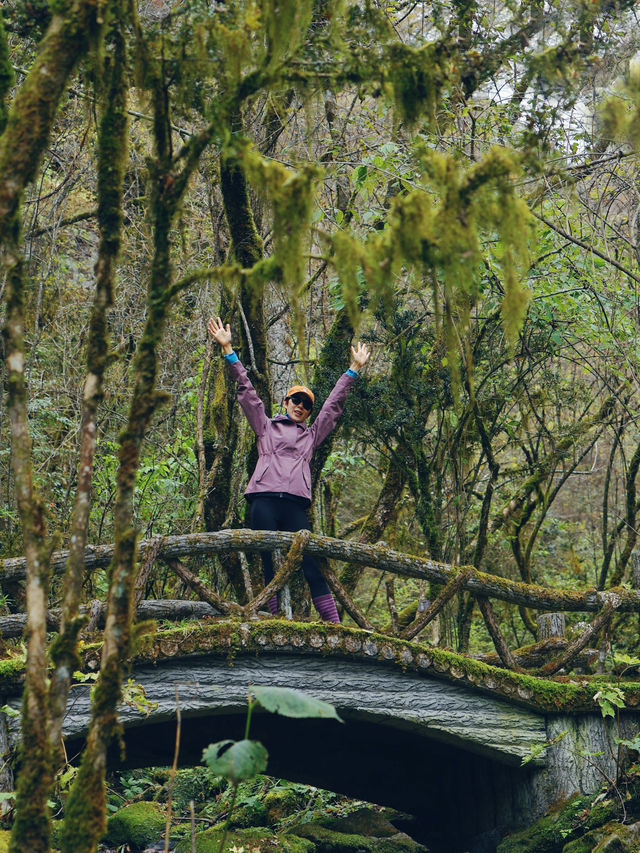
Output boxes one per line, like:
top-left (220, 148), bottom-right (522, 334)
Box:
top-left (249, 494), bottom-right (331, 599)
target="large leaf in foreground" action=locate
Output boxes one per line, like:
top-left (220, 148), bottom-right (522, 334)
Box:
top-left (202, 739), bottom-right (268, 784)
top-left (250, 685), bottom-right (343, 721)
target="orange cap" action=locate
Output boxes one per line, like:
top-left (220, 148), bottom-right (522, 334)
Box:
top-left (285, 384), bottom-right (315, 406)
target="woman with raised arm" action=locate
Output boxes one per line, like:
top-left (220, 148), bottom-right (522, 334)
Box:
top-left (208, 316), bottom-right (370, 623)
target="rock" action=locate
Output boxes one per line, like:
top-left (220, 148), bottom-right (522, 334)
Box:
top-left (562, 820), bottom-right (640, 853)
top-left (227, 799), bottom-right (269, 829)
top-left (105, 801), bottom-right (167, 851)
top-left (321, 808), bottom-right (399, 838)
top-left (174, 826), bottom-right (314, 852)
top-left (264, 786), bottom-right (308, 824)
top-left (497, 793), bottom-right (618, 853)
top-left (170, 767), bottom-right (227, 812)
top-left (289, 807), bottom-right (428, 852)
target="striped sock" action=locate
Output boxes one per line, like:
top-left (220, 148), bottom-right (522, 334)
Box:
top-left (268, 594), bottom-right (278, 615)
top-left (312, 593), bottom-right (340, 623)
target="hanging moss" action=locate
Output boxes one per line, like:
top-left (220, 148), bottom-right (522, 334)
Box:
top-left (263, 0), bottom-right (314, 71)
top-left (384, 42), bottom-right (449, 126)
top-left (332, 144), bottom-right (533, 374)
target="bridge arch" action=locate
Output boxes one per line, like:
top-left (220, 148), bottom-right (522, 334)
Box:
top-left (4, 623), bottom-right (638, 852)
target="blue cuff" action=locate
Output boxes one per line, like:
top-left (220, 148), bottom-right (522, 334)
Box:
top-left (346, 368), bottom-right (358, 378)
top-left (224, 351), bottom-right (239, 364)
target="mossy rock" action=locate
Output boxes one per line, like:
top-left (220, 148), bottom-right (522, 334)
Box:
top-left (290, 821), bottom-right (427, 852)
top-left (317, 808), bottom-right (401, 838)
top-left (227, 799), bottom-right (269, 828)
top-left (264, 786), bottom-right (308, 824)
top-left (496, 794), bottom-right (616, 853)
top-left (171, 767), bottom-right (227, 813)
top-left (288, 823), bottom-right (376, 852)
top-left (0, 829), bottom-right (9, 853)
top-left (105, 800), bottom-right (166, 849)
top-left (563, 820), bottom-right (640, 853)
top-left (174, 826), bottom-right (314, 852)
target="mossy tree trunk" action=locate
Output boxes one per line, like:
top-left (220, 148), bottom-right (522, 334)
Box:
top-left (0, 5), bottom-right (102, 852)
top-left (202, 111), bottom-right (270, 602)
top-left (48, 17), bottom-right (128, 765)
top-left (60, 39), bottom-right (217, 853)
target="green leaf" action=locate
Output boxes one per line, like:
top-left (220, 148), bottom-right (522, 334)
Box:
top-left (249, 685), bottom-right (343, 722)
top-left (0, 705), bottom-right (19, 718)
top-left (202, 739), bottom-right (268, 784)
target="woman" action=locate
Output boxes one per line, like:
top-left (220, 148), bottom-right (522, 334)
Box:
top-left (208, 316), bottom-right (370, 622)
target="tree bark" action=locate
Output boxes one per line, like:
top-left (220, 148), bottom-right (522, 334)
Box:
top-left (7, 529), bottom-right (639, 614)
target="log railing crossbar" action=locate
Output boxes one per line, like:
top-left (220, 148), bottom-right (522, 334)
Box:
top-left (0, 530), bottom-right (630, 672)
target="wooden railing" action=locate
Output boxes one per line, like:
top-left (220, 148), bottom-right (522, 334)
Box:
top-left (1, 529), bottom-right (636, 675)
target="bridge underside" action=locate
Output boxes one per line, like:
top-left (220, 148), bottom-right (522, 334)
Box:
top-left (66, 708), bottom-right (538, 853)
top-left (57, 653), bottom-right (549, 853)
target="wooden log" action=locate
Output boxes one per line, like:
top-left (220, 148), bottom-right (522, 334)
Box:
top-left (475, 638), bottom-right (599, 670)
top-left (476, 597), bottom-right (521, 671)
top-left (164, 559), bottom-right (242, 615)
top-left (317, 559), bottom-right (374, 630)
top-left (0, 599), bottom-right (223, 639)
top-left (386, 579), bottom-right (399, 635)
top-left (537, 613), bottom-right (566, 641)
top-left (538, 597), bottom-right (618, 677)
top-left (244, 530), bottom-right (309, 617)
top-left (2, 529), bottom-right (640, 613)
top-left (0, 712), bottom-right (13, 812)
top-left (400, 567), bottom-right (474, 641)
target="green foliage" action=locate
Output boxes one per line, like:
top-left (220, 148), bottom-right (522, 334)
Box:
top-left (203, 739), bottom-right (269, 785)
top-left (249, 684), bottom-right (343, 721)
top-left (593, 685), bottom-right (625, 720)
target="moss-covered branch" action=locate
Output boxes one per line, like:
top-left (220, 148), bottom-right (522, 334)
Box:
top-left (49, 17), bottom-right (128, 769)
top-left (0, 0), bottom-right (100, 241)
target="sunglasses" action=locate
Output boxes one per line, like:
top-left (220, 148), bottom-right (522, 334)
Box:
top-left (287, 393), bottom-right (313, 410)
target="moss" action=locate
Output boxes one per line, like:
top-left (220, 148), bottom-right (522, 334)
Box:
top-left (292, 824), bottom-right (376, 850)
top-left (175, 826), bottom-right (314, 852)
top-left (171, 767), bottom-right (227, 813)
top-left (290, 808), bottom-right (427, 852)
top-left (228, 799), bottom-right (269, 829)
top-left (0, 657), bottom-right (26, 689)
top-left (105, 801), bottom-right (166, 848)
top-left (318, 808), bottom-right (399, 838)
top-left (0, 830), bottom-right (9, 853)
top-left (72, 618), bottom-right (640, 715)
top-left (0, 8), bottom-right (14, 136)
top-left (496, 793), bottom-right (618, 853)
top-left (264, 786), bottom-right (308, 824)
top-left (50, 819), bottom-right (64, 850)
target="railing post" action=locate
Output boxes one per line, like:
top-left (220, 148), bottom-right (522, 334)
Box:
top-left (536, 613), bottom-right (565, 641)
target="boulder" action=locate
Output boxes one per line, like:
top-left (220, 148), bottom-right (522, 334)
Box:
top-left (174, 826), bottom-right (314, 852)
top-left (289, 807), bottom-right (428, 852)
top-left (105, 801), bottom-right (167, 850)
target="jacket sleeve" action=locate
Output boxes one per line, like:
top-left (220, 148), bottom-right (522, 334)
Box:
top-left (309, 372), bottom-right (356, 448)
top-left (227, 358), bottom-right (269, 437)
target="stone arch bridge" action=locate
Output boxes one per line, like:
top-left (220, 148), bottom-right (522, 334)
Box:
top-left (3, 620), bottom-right (640, 853)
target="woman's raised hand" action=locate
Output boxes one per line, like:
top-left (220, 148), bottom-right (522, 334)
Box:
top-left (208, 317), bottom-right (233, 354)
top-left (349, 341), bottom-right (370, 372)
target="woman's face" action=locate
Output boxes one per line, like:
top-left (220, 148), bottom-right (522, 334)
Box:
top-left (284, 394), bottom-right (312, 423)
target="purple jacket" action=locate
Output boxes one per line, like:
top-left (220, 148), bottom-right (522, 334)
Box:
top-left (227, 358), bottom-right (356, 502)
